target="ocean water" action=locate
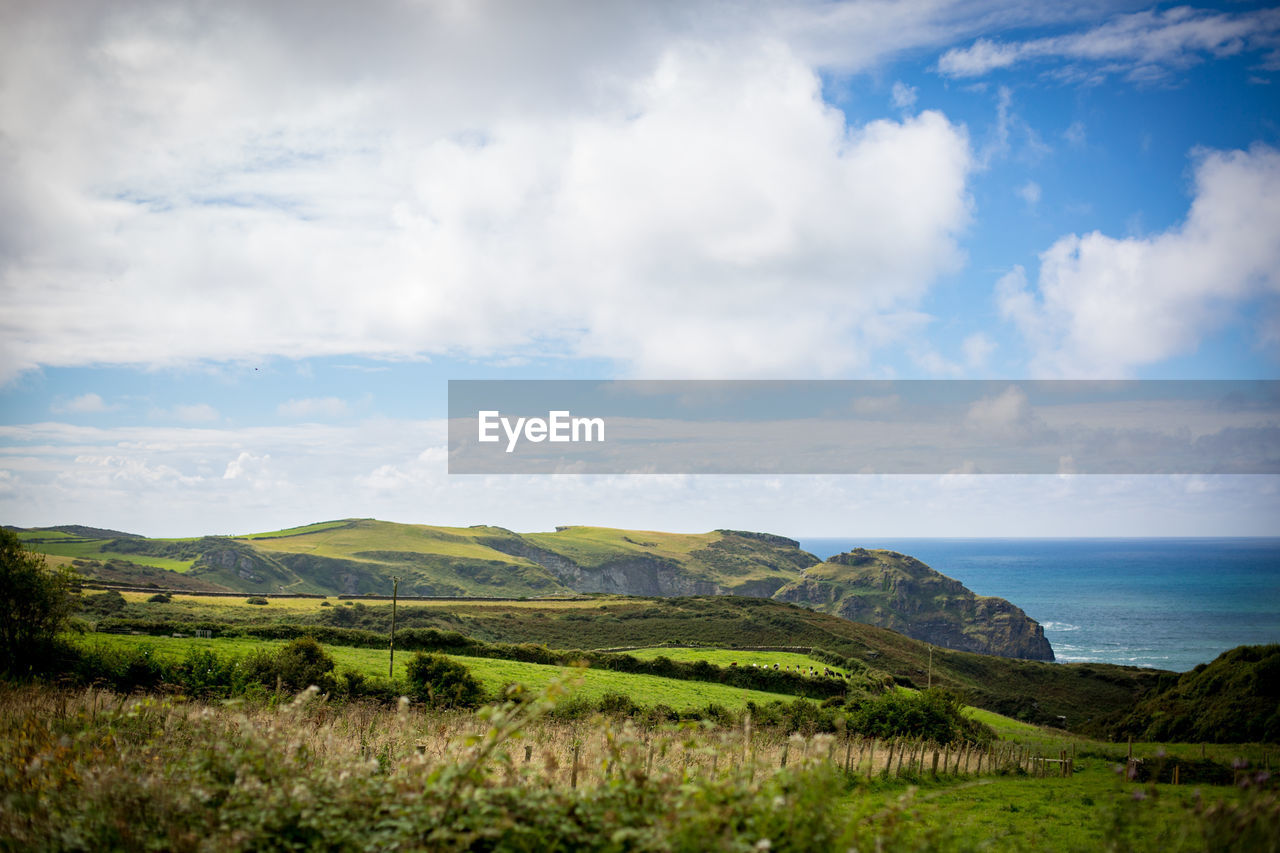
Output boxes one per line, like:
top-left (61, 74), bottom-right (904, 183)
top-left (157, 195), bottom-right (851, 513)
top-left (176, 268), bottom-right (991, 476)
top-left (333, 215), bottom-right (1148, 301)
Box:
top-left (797, 538), bottom-right (1280, 672)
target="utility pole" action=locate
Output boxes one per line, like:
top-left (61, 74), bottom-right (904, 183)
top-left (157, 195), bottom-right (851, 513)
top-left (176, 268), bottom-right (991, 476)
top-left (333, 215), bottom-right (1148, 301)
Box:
top-left (389, 576), bottom-right (400, 678)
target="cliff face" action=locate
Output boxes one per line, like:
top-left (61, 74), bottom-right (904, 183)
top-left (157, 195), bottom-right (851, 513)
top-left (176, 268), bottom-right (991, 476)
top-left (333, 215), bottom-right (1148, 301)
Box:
top-left (772, 549), bottom-right (1054, 661)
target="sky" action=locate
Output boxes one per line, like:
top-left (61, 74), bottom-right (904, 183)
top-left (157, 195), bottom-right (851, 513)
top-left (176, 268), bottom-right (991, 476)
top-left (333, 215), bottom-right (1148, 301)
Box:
top-left (2, 0), bottom-right (1279, 538)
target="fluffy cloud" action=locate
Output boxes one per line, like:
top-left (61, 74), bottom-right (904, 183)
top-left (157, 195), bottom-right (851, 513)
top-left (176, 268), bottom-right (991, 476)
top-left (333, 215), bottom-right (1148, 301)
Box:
top-left (998, 144), bottom-right (1280, 376)
top-left (938, 6), bottom-right (1280, 82)
top-left (277, 397), bottom-right (349, 420)
top-left (1, 418), bottom-right (1277, 536)
top-left (0, 2), bottom-right (981, 381)
top-left (171, 403), bottom-right (219, 423)
top-left (51, 393), bottom-right (111, 414)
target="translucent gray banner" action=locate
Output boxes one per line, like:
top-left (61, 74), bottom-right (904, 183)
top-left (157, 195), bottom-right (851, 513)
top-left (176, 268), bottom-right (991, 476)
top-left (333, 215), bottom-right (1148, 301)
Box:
top-left (447, 380), bottom-right (1280, 474)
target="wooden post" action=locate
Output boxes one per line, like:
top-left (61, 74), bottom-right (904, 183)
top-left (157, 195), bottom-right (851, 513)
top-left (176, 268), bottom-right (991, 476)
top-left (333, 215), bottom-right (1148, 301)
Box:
top-left (781, 740), bottom-right (789, 769)
top-left (896, 740), bottom-right (906, 776)
top-left (571, 742), bottom-right (580, 789)
top-left (844, 737), bottom-right (853, 773)
top-left (388, 576), bottom-right (400, 678)
top-left (883, 740), bottom-right (894, 778)
top-left (931, 748), bottom-right (940, 777)
top-left (867, 739), bottom-right (875, 780)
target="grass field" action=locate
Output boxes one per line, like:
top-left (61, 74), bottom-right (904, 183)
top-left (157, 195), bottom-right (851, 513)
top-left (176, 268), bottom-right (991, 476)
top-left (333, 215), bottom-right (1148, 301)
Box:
top-left (626, 646), bottom-right (834, 672)
top-left (15, 530), bottom-right (196, 572)
top-left (234, 520), bottom-right (358, 539)
top-left (237, 519), bottom-right (541, 565)
top-left (78, 633), bottom-right (804, 711)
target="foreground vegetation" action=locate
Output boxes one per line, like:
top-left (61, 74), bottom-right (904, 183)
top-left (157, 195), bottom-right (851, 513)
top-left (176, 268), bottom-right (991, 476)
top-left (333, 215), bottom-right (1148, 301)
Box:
top-left (1, 681), bottom-right (1276, 852)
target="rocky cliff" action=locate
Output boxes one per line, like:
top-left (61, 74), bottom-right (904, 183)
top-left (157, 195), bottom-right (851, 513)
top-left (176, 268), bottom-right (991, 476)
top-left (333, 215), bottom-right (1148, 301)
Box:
top-left (772, 548), bottom-right (1054, 661)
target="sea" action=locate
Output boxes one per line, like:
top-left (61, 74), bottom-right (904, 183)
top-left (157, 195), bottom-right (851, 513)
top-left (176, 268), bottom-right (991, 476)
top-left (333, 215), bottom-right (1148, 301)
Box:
top-left (797, 538), bottom-right (1280, 673)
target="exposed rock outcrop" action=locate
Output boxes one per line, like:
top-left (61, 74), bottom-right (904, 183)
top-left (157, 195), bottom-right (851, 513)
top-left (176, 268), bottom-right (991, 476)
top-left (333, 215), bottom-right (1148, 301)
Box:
top-left (772, 548), bottom-right (1054, 661)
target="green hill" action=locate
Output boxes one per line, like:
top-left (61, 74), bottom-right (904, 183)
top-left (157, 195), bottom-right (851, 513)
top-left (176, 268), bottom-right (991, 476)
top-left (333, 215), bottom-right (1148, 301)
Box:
top-left (1104, 644), bottom-right (1280, 743)
top-left (15, 519), bottom-right (1050, 660)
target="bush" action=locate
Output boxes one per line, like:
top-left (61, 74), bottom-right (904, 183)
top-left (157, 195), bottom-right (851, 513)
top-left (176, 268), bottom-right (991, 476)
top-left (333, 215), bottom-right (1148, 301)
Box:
top-left (246, 597), bottom-right (269, 606)
top-left (147, 593), bottom-right (171, 603)
top-left (80, 589), bottom-right (127, 616)
top-left (846, 689), bottom-right (992, 745)
top-left (405, 652), bottom-right (484, 708)
top-left (0, 529), bottom-right (80, 675)
top-left (239, 637), bottom-right (337, 694)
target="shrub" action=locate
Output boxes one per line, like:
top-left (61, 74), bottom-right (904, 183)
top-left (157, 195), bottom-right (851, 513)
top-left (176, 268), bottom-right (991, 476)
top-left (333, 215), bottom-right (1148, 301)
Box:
top-left (238, 637), bottom-right (337, 694)
top-left (246, 596), bottom-right (269, 606)
top-left (80, 589), bottom-right (127, 616)
top-left (847, 688), bottom-right (992, 745)
top-left (147, 593), bottom-right (171, 603)
top-left (405, 652), bottom-right (484, 708)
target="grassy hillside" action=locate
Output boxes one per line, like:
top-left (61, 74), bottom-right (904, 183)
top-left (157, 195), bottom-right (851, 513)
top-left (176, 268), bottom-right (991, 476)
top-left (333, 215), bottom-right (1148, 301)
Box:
top-left (15, 518), bottom-right (1055, 661)
top-left (1105, 644), bottom-right (1280, 743)
top-left (89, 591), bottom-right (1161, 730)
top-left (79, 633), bottom-right (800, 712)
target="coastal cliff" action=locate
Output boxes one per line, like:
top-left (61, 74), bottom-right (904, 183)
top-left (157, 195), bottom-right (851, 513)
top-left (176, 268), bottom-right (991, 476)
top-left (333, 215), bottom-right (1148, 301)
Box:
top-left (772, 548), bottom-right (1055, 661)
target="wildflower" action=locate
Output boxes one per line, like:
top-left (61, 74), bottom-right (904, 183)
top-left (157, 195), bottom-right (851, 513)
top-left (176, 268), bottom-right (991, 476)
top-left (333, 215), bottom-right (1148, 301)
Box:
top-left (755, 840), bottom-right (772, 851)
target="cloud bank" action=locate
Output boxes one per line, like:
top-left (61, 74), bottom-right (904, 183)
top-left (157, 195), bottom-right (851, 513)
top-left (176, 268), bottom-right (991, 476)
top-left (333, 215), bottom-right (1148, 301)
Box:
top-left (999, 144), bottom-right (1280, 376)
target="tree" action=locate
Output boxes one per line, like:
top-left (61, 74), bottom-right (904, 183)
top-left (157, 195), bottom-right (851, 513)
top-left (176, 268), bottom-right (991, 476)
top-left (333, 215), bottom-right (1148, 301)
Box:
top-left (0, 528), bottom-right (79, 675)
top-left (405, 652), bottom-right (484, 708)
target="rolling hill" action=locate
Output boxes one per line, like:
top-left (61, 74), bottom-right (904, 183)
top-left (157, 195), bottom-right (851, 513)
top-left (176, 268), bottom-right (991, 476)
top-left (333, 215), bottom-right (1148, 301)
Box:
top-left (12, 518), bottom-right (1051, 659)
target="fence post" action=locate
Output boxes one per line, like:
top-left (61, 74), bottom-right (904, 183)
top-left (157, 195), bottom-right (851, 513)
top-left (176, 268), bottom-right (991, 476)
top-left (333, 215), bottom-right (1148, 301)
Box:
top-left (931, 747), bottom-right (940, 778)
top-left (867, 739), bottom-right (875, 780)
top-left (571, 742), bottom-right (580, 789)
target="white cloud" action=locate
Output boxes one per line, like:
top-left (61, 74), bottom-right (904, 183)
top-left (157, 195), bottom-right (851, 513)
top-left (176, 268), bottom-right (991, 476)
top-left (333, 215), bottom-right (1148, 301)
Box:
top-left (0, 2), bottom-right (982, 381)
top-left (171, 403), bottom-right (219, 423)
top-left (1016, 180), bottom-right (1041, 207)
top-left (964, 385), bottom-right (1044, 441)
top-left (962, 332), bottom-right (996, 368)
top-left (1063, 120), bottom-right (1086, 148)
top-left (51, 393), bottom-right (111, 414)
top-left (277, 397), bottom-right (349, 419)
top-left (222, 451), bottom-right (269, 481)
top-left (891, 80), bottom-right (918, 110)
top-left (2, 419), bottom-right (1277, 536)
top-left (938, 6), bottom-right (1280, 82)
top-left (998, 144), bottom-right (1280, 376)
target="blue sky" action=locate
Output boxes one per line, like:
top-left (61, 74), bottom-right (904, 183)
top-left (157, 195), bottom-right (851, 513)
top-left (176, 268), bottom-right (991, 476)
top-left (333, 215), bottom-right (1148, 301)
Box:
top-left (2, 1), bottom-right (1278, 537)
